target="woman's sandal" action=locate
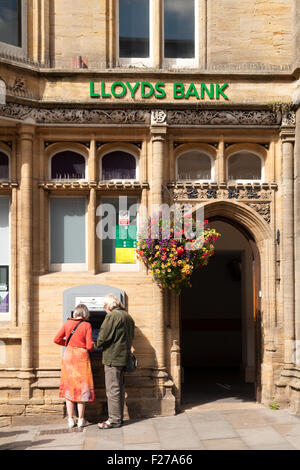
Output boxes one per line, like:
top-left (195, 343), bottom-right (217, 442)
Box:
top-left (97, 420), bottom-right (122, 429)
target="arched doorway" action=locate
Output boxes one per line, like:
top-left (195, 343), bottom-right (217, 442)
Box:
top-left (180, 210), bottom-right (263, 408)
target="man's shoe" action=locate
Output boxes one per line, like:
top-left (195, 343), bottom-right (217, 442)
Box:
top-left (97, 420), bottom-right (122, 429)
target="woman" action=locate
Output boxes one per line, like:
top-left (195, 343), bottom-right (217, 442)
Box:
top-left (54, 304), bottom-right (95, 428)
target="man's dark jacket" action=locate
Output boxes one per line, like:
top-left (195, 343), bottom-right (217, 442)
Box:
top-left (96, 307), bottom-right (135, 367)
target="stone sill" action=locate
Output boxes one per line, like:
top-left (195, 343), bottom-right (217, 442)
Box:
top-left (168, 181), bottom-right (278, 190)
top-left (39, 181), bottom-right (149, 191)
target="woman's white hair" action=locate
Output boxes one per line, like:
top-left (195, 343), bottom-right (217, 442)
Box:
top-left (73, 303), bottom-right (90, 320)
top-left (103, 294), bottom-right (122, 311)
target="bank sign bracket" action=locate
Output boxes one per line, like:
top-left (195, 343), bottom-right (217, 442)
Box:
top-left (90, 81), bottom-right (229, 101)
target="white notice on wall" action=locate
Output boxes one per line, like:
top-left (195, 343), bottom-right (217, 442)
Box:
top-left (75, 296), bottom-right (105, 311)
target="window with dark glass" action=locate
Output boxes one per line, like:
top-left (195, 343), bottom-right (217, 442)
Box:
top-left (51, 151), bottom-right (86, 180)
top-left (50, 198), bottom-right (86, 264)
top-left (0, 197), bottom-right (9, 314)
top-left (0, 0), bottom-right (22, 48)
top-left (101, 151), bottom-right (136, 180)
top-left (119, 0), bottom-right (149, 58)
top-left (101, 197), bottom-right (138, 264)
top-left (177, 152), bottom-right (211, 180)
top-left (0, 152), bottom-right (9, 180)
top-left (164, 0), bottom-right (195, 58)
top-left (228, 152), bottom-right (262, 180)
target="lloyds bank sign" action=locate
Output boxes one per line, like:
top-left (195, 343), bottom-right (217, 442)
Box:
top-left (90, 81), bottom-right (229, 101)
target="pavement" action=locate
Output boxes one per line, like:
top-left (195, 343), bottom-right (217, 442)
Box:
top-left (1, 401), bottom-right (300, 451)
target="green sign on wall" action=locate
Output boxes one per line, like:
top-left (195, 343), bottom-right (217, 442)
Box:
top-left (90, 81), bottom-right (229, 100)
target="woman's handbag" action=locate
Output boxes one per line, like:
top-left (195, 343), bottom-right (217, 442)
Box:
top-left (120, 311), bottom-right (137, 373)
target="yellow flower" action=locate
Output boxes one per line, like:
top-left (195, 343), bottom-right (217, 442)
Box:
top-left (156, 269), bottom-right (160, 274)
top-left (155, 245), bottom-right (159, 249)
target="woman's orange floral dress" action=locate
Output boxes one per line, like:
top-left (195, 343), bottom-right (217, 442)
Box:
top-left (59, 346), bottom-right (95, 403)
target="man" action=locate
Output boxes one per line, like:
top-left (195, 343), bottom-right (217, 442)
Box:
top-left (97, 293), bottom-right (135, 429)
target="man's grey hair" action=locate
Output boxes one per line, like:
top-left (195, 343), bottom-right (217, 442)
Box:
top-left (103, 294), bottom-right (122, 311)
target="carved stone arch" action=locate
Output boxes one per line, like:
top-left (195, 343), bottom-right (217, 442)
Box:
top-left (225, 143), bottom-right (267, 161)
top-left (202, 199), bottom-right (272, 243)
top-left (97, 143), bottom-right (140, 181)
top-left (45, 143), bottom-right (89, 180)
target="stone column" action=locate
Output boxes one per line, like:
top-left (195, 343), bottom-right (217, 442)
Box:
top-left (17, 124), bottom-right (35, 398)
top-left (151, 110), bottom-right (167, 376)
top-left (216, 136), bottom-right (225, 184)
top-left (294, 108), bottom-right (300, 365)
top-left (88, 139), bottom-right (97, 273)
top-left (280, 123), bottom-right (295, 366)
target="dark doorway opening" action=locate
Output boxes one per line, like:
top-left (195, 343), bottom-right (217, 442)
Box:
top-left (180, 220), bottom-right (257, 407)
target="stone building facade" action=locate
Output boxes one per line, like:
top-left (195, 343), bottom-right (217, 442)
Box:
top-left (0, 0), bottom-right (300, 424)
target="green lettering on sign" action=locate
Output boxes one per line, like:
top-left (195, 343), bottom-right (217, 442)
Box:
top-left (111, 81), bottom-right (127, 98)
top-left (90, 81), bottom-right (100, 98)
top-left (185, 83), bottom-right (199, 100)
top-left (141, 82), bottom-right (154, 98)
top-left (173, 83), bottom-right (185, 99)
top-left (201, 83), bottom-right (214, 99)
top-left (101, 81), bottom-right (111, 98)
top-left (216, 83), bottom-right (229, 100)
top-left (89, 81), bottom-right (230, 100)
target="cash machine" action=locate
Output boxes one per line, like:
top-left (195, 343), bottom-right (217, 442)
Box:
top-left (62, 284), bottom-right (126, 354)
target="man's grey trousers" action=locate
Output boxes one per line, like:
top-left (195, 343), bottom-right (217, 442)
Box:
top-left (104, 365), bottom-right (125, 425)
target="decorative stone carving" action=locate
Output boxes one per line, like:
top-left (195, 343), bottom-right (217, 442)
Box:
top-left (281, 111), bottom-right (296, 127)
top-left (167, 110), bottom-right (281, 126)
top-left (151, 109), bottom-right (167, 125)
top-left (244, 202), bottom-right (271, 223)
top-left (0, 103), bottom-right (285, 127)
top-left (0, 103), bottom-right (151, 124)
top-left (169, 182), bottom-right (273, 223)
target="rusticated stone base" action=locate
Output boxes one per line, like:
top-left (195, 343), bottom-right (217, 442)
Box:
top-left (274, 367), bottom-right (300, 412)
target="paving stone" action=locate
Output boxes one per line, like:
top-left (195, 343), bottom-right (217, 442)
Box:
top-left (236, 426), bottom-right (292, 449)
top-left (202, 438), bottom-right (249, 450)
top-left (271, 423), bottom-right (300, 436)
top-left (259, 409), bottom-right (300, 424)
top-left (221, 409), bottom-right (270, 428)
top-left (187, 412), bottom-right (238, 440)
top-left (152, 414), bottom-right (202, 449)
top-left (284, 435), bottom-right (300, 450)
top-left (123, 420), bottom-right (159, 445)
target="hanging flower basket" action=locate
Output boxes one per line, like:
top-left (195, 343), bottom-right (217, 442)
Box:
top-left (136, 213), bottom-right (221, 295)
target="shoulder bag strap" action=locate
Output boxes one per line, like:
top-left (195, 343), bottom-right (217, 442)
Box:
top-left (66, 320), bottom-right (84, 346)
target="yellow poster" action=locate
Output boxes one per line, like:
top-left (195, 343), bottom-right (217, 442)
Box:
top-left (115, 248), bottom-right (136, 264)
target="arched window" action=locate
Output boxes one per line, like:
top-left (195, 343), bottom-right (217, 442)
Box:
top-left (101, 151), bottom-right (137, 180)
top-left (227, 152), bottom-right (262, 181)
top-left (0, 152), bottom-right (9, 180)
top-left (51, 151), bottom-right (86, 180)
top-left (177, 151), bottom-right (212, 181)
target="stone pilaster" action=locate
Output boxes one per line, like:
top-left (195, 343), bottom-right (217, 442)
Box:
top-left (294, 107), bottom-right (300, 365)
top-left (17, 123), bottom-right (35, 399)
top-left (150, 110), bottom-right (168, 379)
top-left (280, 122), bottom-right (295, 366)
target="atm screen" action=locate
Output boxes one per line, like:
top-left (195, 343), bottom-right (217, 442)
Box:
top-left (71, 309), bottom-right (107, 354)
